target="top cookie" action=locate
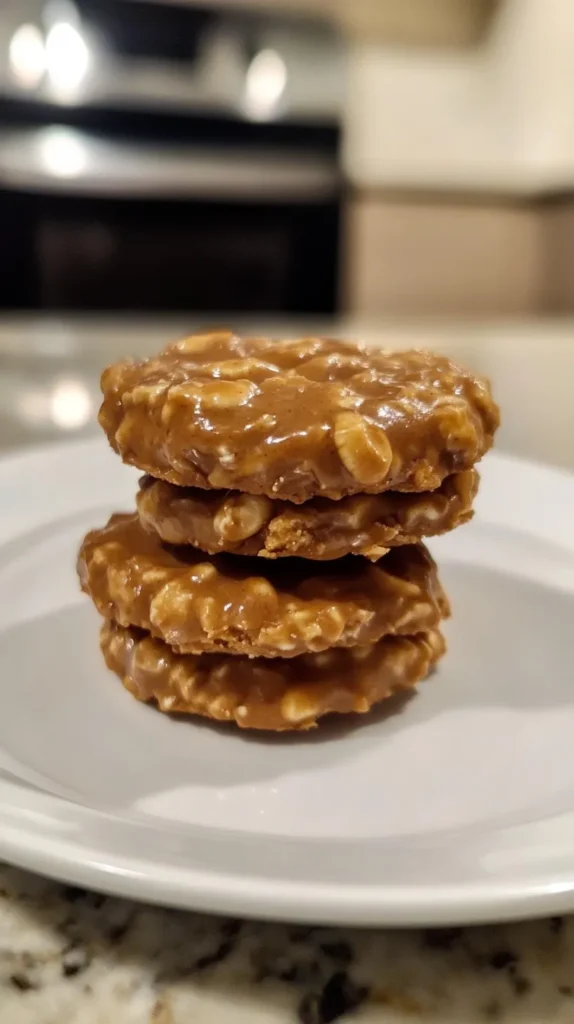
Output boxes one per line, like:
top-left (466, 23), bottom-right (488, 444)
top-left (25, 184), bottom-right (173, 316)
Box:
top-left (99, 331), bottom-right (499, 503)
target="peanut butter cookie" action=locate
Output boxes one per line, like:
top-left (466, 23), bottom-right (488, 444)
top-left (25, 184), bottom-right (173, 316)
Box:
top-left (78, 513), bottom-right (449, 658)
top-left (137, 469), bottom-right (478, 560)
top-left (101, 620), bottom-right (446, 731)
top-left (99, 332), bottom-right (498, 502)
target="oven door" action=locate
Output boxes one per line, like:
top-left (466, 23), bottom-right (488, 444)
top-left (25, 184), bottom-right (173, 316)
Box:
top-left (0, 127), bottom-right (340, 313)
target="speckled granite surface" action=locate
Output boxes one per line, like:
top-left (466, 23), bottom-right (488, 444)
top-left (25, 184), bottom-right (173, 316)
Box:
top-left (2, 864), bottom-right (574, 1023)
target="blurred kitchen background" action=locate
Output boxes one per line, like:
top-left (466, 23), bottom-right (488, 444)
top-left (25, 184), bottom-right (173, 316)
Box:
top-left (4, 0), bottom-right (574, 319)
top-left (0, 0), bottom-right (343, 315)
top-left (1, 0), bottom-right (574, 463)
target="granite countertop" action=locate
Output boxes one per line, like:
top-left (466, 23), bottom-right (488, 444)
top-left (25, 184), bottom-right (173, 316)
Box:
top-left (3, 863), bottom-right (574, 1024)
top-left (1, 316), bottom-right (574, 1023)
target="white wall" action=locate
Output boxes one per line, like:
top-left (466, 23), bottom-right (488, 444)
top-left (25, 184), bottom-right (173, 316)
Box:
top-left (344, 0), bottom-right (574, 194)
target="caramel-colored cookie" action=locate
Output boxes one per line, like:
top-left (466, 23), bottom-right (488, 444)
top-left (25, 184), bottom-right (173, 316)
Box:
top-left (99, 332), bottom-right (498, 503)
top-left (101, 620), bottom-right (446, 731)
top-left (78, 513), bottom-right (448, 658)
top-left (137, 469), bottom-right (478, 561)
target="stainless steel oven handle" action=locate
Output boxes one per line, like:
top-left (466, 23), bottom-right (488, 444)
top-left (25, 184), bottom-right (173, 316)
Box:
top-left (0, 126), bottom-right (339, 201)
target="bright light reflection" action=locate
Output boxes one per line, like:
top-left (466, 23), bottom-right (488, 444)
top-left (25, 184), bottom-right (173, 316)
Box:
top-left (40, 128), bottom-right (87, 178)
top-left (8, 24), bottom-right (45, 88)
top-left (50, 379), bottom-right (92, 429)
top-left (45, 20), bottom-right (90, 95)
top-left (244, 49), bottom-right (287, 121)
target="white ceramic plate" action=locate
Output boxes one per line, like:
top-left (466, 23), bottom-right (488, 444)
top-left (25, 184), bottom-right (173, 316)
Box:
top-left (1, 438), bottom-right (574, 926)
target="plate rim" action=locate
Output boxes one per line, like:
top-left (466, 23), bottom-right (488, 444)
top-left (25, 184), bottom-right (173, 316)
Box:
top-left (4, 798), bottom-right (574, 928)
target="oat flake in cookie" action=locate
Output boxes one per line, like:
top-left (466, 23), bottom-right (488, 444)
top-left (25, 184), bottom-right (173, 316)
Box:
top-left (101, 620), bottom-right (446, 730)
top-left (99, 331), bottom-right (499, 502)
top-left (78, 513), bottom-right (448, 659)
top-left (136, 469), bottom-right (478, 561)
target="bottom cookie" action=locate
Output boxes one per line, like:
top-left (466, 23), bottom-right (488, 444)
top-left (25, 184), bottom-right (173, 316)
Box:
top-left (100, 620), bottom-right (446, 731)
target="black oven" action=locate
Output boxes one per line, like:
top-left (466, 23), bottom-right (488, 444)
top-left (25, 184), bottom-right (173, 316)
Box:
top-left (0, 0), bottom-right (343, 313)
top-left (0, 131), bottom-right (340, 313)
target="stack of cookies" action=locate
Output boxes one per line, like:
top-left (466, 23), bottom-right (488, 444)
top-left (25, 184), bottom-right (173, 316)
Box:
top-left (78, 332), bottom-right (499, 731)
